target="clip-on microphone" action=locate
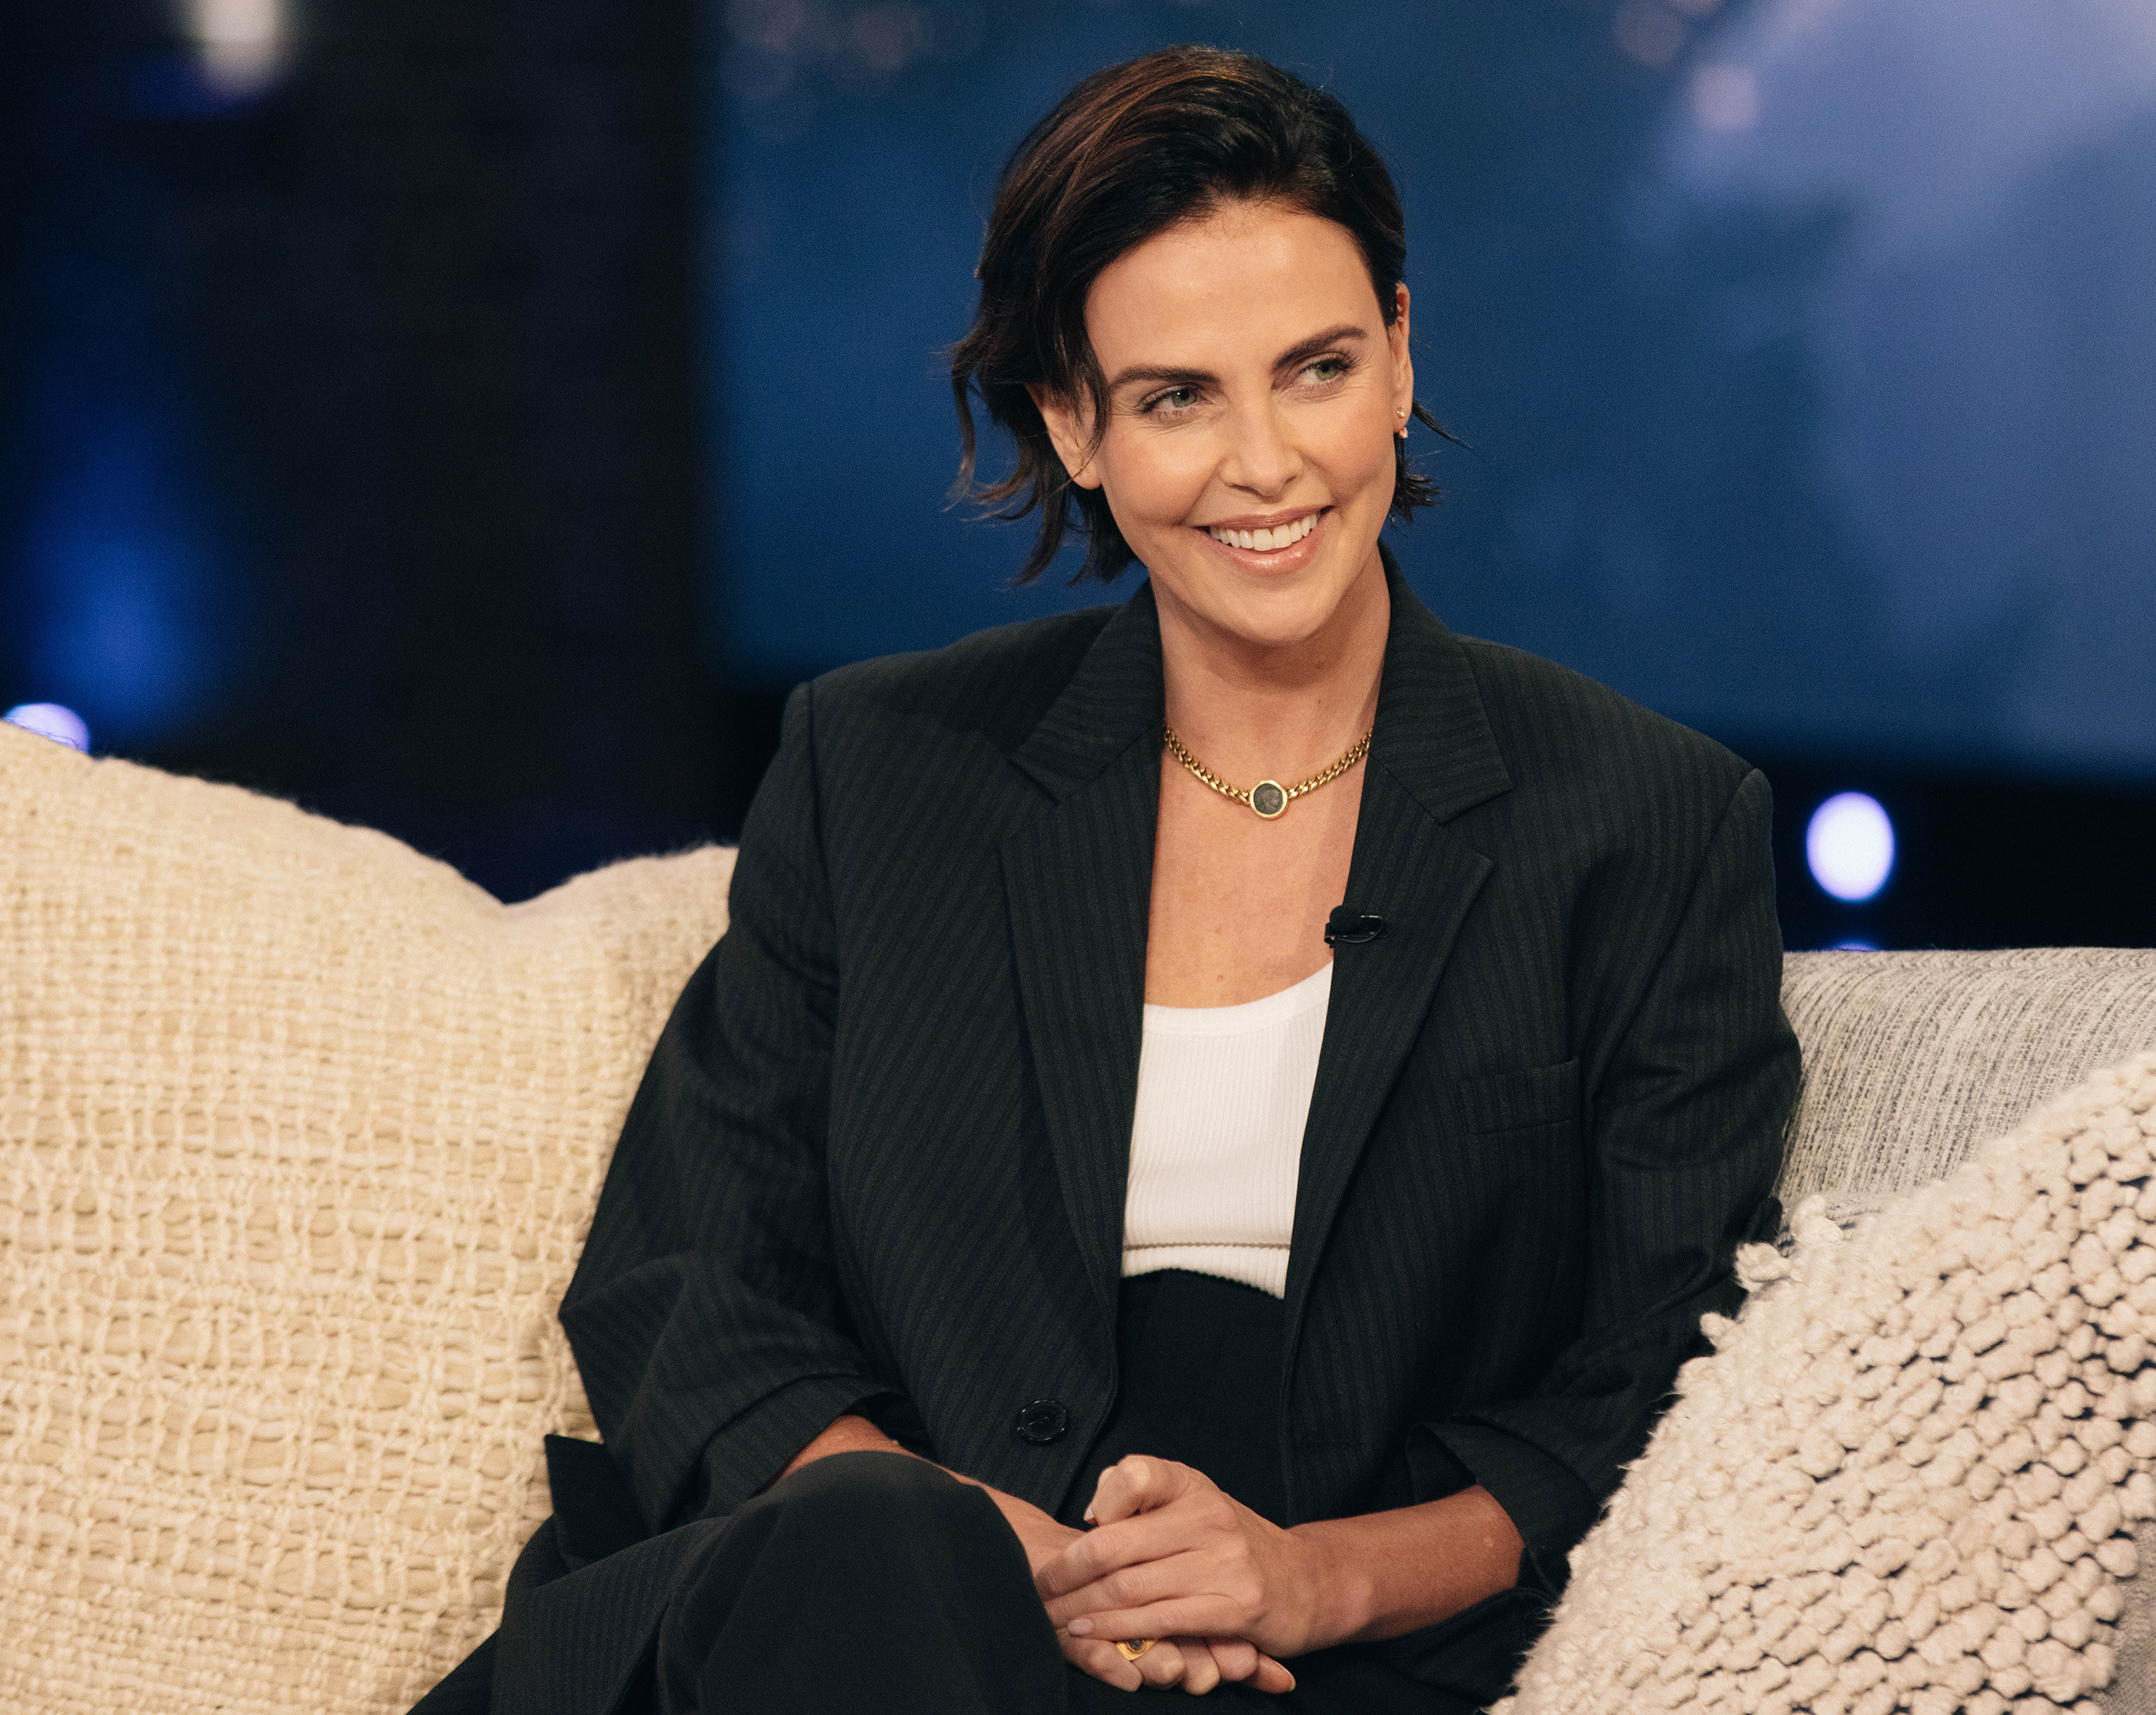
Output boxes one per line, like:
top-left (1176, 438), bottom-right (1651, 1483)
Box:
top-left (1324, 907), bottom-right (1386, 948)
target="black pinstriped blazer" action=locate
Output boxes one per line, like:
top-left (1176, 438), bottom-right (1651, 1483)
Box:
top-left (543, 552), bottom-right (1798, 1700)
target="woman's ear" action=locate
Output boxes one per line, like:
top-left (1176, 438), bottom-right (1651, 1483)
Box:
top-left (1025, 383), bottom-right (1105, 491)
top-left (1390, 284), bottom-right (1415, 427)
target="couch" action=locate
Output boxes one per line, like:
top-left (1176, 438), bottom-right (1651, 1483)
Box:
top-left (4, 721), bottom-right (2154, 1714)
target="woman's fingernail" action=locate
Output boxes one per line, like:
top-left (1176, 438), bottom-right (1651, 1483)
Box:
top-left (1082, 1508), bottom-right (1095, 1524)
top-left (1068, 1618), bottom-right (1094, 1636)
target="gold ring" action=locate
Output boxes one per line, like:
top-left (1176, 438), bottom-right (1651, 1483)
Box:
top-left (1115, 1639), bottom-right (1154, 1662)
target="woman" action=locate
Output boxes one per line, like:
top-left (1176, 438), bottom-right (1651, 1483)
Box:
top-left (418, 44), bottom-right (1798, 1715)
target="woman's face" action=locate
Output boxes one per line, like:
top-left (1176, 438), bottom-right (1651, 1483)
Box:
top-left (1034, 200), bottom-right (1413, 655)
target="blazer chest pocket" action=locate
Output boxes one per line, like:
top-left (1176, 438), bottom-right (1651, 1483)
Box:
top-left (1457, 1058), bottom-right (1582, 1136)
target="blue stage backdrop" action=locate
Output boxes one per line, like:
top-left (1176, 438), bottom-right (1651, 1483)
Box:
top-left (709, 0), bottom-right (2156, 780)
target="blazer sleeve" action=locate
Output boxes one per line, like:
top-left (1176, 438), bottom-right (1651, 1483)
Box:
top-left (1411, 765), bottom-right (1799, 1591)
top-left (558, 680), bottom-right (895, 1533)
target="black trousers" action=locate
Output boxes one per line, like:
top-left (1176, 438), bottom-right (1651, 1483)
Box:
top-left (418, 1451), bottom-right (1471, 1715)
top-left (413, 1275), bottom-right (1508, 1714)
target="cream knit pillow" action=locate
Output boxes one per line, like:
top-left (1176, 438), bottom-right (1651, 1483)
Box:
top-left (1506, 1051), bottom-right (2156, 1715)
top-left (0, 725), bottom-right (733, 1714)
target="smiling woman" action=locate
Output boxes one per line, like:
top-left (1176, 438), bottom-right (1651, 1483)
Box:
top-left (1033, 208), bottom-right (1404, 649)
top-left (949, 53), bottom-right (1444, 592)
top-left (415, 45), bottom-right (1800, 1715)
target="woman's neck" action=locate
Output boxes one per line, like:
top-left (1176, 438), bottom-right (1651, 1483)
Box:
top-left (1153, 552), bottom-right (1390, 786)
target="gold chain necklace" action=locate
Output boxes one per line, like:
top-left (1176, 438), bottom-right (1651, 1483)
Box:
top-left (1161, 722), bottom-right (1373, 820)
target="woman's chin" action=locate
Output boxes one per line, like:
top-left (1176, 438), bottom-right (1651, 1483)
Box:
top-left (1143, 534), bottom-right (1380, 655)
top-left (1178, 583), bottom-right (1354, 656)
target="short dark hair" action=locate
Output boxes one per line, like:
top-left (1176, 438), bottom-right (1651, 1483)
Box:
top-left (949, 45), bottom-right (1445, 586)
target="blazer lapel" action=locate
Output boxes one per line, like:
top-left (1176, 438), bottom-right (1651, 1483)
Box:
top-left (1283, 553), bottom-right (1514, 1341)
top-left (1001, 585), bottom-right (1166, 1321)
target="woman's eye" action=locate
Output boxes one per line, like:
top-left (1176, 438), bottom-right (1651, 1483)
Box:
top-left (1302, 357), bottom-right (1350, 384)
top-left (1143, 387), bottom-right (1199, 415)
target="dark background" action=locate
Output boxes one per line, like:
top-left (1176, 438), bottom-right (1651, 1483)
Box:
top-left (3, 0), bottom-right (2151, 950)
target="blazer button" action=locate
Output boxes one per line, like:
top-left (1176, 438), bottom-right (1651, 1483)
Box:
top-left (1013, 1399), bottom-right (1069, 1445)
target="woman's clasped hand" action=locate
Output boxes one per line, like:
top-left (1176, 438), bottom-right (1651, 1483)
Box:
top-left (1038, 1456), bottom-right (1346, 1695)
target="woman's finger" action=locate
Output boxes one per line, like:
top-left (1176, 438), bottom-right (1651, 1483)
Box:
top-left (1083, 1454), bottom-right (1194, 1527)
top-left (1060, 1636), bottom-right (1141, 1692)
top-left (1044, 1553), bottom-right (1220, 1630)
top-left (1062, 1617), bottom-right (1295, 1694)
top-left (1251, 1654), bottom-right (1297, 1695)
top-left (1038, 1512), bottom-right (1210, 1604)
top-left (1061, 1632), bottom-right (1194, 1692)
top-left (1040, 1489), bottom-right (1243, 1601)
top-left (1132, 1637), bottom-right (1191, 1690)
top-left (1171, 1636), bottom-right (1298, 1695)
top-left (1065, 1596), bottom-right (1236, 1647)
top-left (1169, 1637), bottom-right (1222, 1696)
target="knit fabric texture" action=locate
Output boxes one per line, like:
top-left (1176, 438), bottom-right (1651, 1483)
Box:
top-left (1505, 1050), bottom-right (2156, 1715)
top-left (0, 726), bottom-right (734, 1714)
top-left (1779, 951), bottom-right (2156, 1233)
top-left (2111, 1525), bottom-right (2156, 1714)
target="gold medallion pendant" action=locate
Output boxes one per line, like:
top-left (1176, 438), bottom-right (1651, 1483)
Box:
top-left (1162, 725), bottom-right (1372, 820)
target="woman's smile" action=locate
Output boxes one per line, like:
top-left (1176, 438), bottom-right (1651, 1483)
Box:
top-left (1197, 505), bottom-right (1329, 572)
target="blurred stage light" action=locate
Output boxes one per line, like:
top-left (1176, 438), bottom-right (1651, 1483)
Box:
top-left (1614, 0), bottom-right (1688, 68)
top-left (180, 0), bottom-right (291, 96)
top-left (1833, 940), bottom-right (1879, 952)
top-left (1690, 65), bottom-right (1761, 131)
top-left (1807, 792), bottom-right (1896, 902)
top-left (4, 703), bottom-right (92, 752)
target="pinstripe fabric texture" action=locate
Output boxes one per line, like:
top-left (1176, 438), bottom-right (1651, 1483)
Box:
top-left (553, 553), bottom-right (1800, 1696)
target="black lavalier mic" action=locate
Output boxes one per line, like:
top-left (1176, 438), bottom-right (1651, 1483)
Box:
top-left (1324, 907), bottom-right (1386, 947)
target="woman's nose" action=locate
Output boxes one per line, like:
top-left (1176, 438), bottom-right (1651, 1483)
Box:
top-left (1218, 400), bottom-right (1301, 497)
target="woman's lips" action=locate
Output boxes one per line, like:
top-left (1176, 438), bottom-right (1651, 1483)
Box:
top-left (1193, 507), bottom-right (1330, 574)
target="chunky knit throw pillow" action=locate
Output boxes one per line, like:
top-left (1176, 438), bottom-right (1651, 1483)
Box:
top-left (0, 726), bottom-right (733, 1714)
top-left (1506, 1051), bottom-right (2156, 1715)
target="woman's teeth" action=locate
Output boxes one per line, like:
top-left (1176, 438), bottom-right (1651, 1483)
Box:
top-left (1206, 512), bottom-right (1318, 553)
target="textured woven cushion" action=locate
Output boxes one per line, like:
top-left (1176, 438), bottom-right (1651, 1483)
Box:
top-left (1777, 952), bottom-right (2156, 1712)
top-left (0, 725), bottom-right (732, 1714)
top-left (1521, 952), bottom-right (2156, 1715)
top-left (1508, 1052), bottom-right (2156, 1715)
top-left (1782, 949), bottom-right (2156, 1226)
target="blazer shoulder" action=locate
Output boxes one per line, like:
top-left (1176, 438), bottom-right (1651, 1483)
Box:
top-left (806, 603), bottom-right (1122, 752)
top-left (1452, 634), bottom-right (1757, 816)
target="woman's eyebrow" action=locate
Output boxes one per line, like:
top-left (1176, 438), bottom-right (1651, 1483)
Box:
top-left (1107, 361), bottom-right (1214, 392)
top-left (1271, 324), bottom-right (1369, 371)
top-left (1105, 324), bottom-right (1371, 393)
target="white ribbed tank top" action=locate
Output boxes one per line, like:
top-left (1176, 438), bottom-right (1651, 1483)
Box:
top-left (1120, 961), bottom-right (1332, 1300)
